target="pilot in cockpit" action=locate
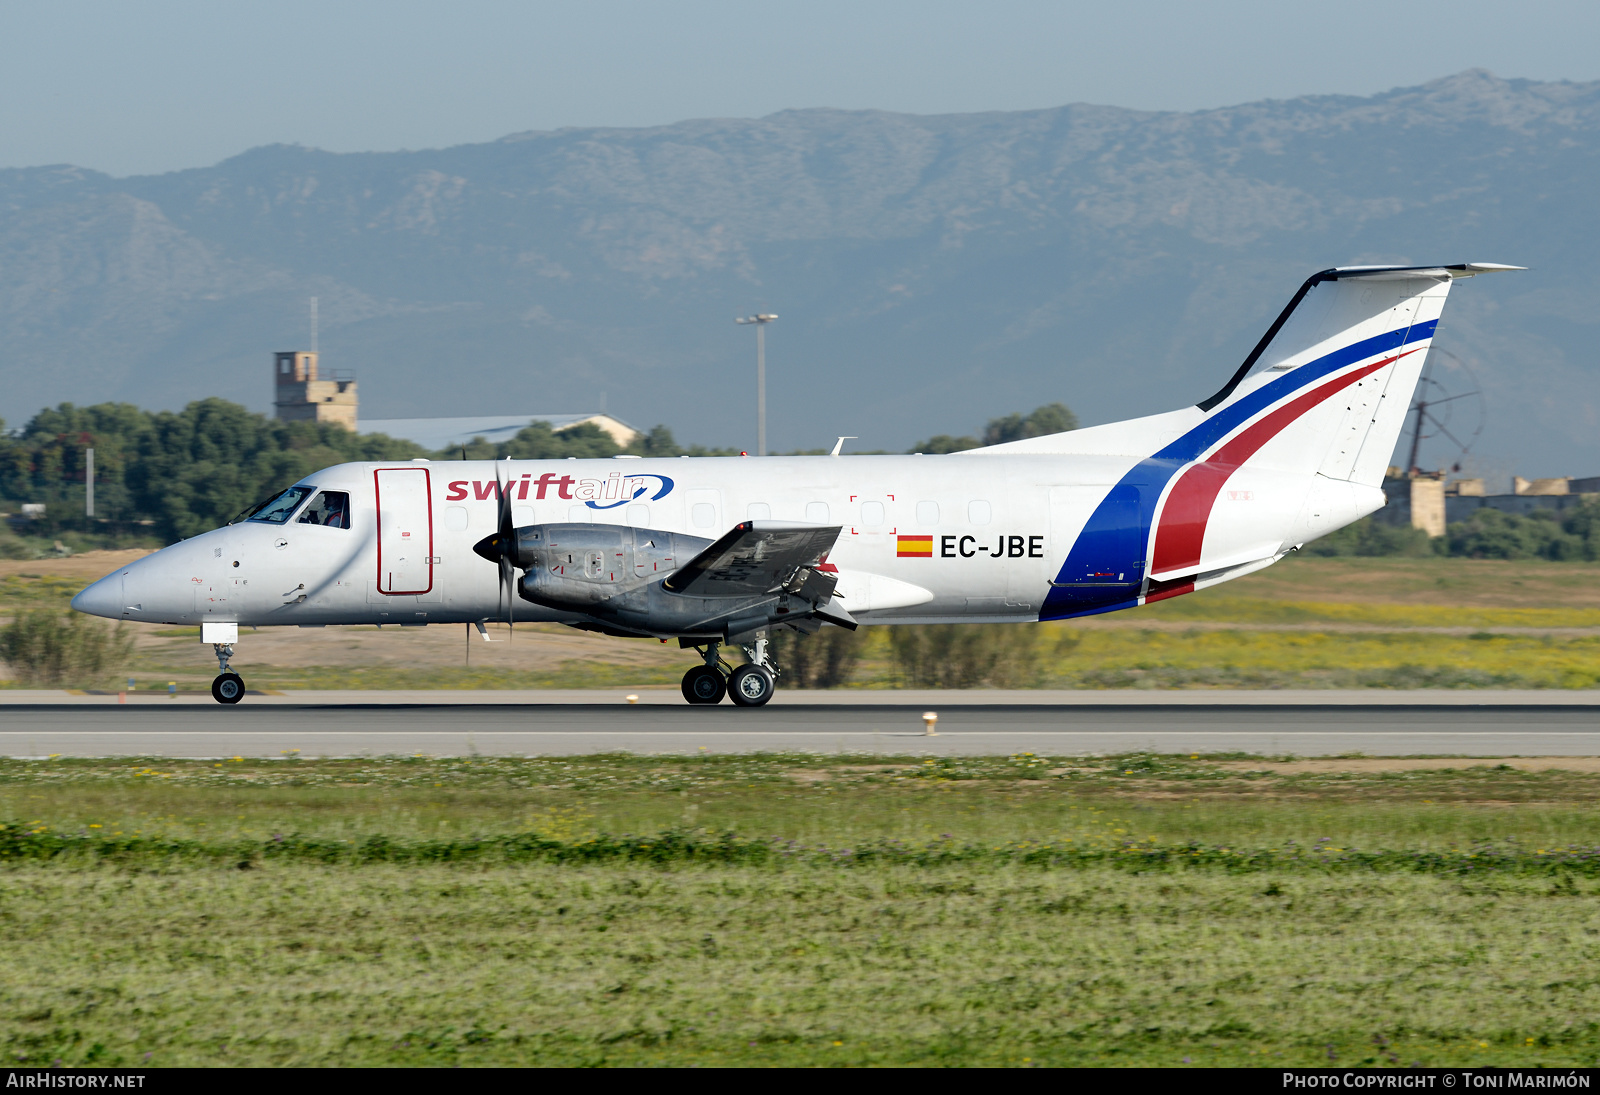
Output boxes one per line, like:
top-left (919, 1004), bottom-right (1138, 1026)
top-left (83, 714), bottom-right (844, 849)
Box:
top-left (296, 490), bottom-right (351, 530)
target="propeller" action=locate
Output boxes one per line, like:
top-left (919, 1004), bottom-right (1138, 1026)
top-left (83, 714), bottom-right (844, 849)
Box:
top-left (498, 459), bottom-right (514, 643)
top-left (470, 458), bottom-right (517, 642)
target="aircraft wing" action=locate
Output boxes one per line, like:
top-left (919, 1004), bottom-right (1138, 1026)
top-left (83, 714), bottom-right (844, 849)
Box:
top-left (663, 521), bottom-right (841, 597)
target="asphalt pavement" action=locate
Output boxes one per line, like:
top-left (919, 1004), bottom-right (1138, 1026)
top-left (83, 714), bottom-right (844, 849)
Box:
top-left (2, 697), bottom-right (1598, 756)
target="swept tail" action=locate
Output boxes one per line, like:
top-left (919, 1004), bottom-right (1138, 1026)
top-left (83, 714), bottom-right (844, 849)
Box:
top-left (1009, 263), bottom-right (1523, 620)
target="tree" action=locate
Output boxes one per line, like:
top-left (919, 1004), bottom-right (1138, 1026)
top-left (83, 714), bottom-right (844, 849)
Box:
top-left (910, 402), bottom-right (1078, 453)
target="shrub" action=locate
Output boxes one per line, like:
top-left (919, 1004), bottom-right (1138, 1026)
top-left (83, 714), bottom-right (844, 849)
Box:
top-left (0, 530), bottom-right (32, 560)
top-left (889, 623), bottom-right (1040, 688)
top-left (0, 609), bottom-right (134, 687)
top-left (767, 627), bottom-right (862, 688)
top-left (1445, 506), bottom-right (1592, 561)
top-left (1303, 516), bottom-right (1437, 557)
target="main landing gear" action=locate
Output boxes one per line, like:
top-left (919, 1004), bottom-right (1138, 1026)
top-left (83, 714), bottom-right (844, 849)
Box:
top-left (211, 643), bottom-right (245, 705)
top-left (680, 637), bottom-right (778, 707)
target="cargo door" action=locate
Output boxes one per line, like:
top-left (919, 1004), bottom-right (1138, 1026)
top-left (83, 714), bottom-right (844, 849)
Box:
top-left (1044, 483), bottom-right (1146, 613)
top-left (374, 467), bottom-right (434, 595)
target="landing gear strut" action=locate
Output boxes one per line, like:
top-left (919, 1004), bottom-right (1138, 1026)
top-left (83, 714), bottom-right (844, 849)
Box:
top-left (211, 643), bottom-right (245, 705)
top-left (730, 635), bottom-right (777, 707)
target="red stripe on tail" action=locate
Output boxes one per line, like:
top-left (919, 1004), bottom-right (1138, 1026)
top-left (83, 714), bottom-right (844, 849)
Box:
top-left (1151, 351), bottom-right (1414, 576)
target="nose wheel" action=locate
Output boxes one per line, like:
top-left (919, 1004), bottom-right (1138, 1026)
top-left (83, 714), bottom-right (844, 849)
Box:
top-left (210, 642), bottom-right (246, 704)
top-left (212, 673), bottom-right (246, 704)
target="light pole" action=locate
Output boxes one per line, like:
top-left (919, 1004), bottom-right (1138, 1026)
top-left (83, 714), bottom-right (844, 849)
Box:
top-left (735, 313), bottom-right (777, 455)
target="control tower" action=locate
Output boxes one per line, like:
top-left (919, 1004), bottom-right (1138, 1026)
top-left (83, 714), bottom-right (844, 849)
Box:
top-left (273, 351), bottom-right (357, 429)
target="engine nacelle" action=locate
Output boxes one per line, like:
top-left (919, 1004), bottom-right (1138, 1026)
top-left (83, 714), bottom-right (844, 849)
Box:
top-left (511, 523), bottom-right (712, 610)
top-left (488, 521), bottom-right (847, 641)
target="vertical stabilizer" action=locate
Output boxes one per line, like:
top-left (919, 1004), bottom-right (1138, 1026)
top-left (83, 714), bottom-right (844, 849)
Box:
top-left (1036, 262), bottom-right (1522, 620)
top-left (1196, 263), bottom-right (1520, 488)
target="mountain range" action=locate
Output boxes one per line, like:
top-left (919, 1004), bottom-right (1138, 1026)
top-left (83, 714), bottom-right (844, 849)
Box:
top-left (1, 69), bottom-right (1596, 480)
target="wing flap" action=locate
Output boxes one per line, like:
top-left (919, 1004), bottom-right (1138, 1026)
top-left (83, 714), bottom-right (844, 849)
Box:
top-left (663, 521), bottom-right (841, 597)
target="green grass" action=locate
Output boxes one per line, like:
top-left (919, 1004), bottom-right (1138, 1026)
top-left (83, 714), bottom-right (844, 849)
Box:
top-left (1139, 593), bottom-right (1600, 629)
top-left (0, 574), bottom-right (83, 610)
top-left (10, 752), bottom-right (1600, 847)
top-left (120, 628), bottom-right (1600, 691)
top-left (1033, 628), bottom-right (1600, 689)
top-left (5, 862), bottom-right (1598, 1067)
top-left (5, 754), bottom-right (1600, 1066)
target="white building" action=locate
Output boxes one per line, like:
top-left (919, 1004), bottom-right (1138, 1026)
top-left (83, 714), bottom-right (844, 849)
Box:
top-left (359, 413), bottom-right (640, 452)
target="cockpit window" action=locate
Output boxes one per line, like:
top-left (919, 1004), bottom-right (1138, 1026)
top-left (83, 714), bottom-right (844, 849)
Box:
top-left (296, 490), bottom-right (350, 529)
top-left (246, 485), bottom-right (313, 525)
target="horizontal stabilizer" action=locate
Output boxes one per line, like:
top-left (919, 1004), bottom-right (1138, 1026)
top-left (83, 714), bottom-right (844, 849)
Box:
top-left (663, 521), bottom-right (841, 597)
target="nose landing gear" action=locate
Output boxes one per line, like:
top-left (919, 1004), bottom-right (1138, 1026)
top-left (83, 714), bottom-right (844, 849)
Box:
top-left (210, 643), bottom-right (246, 705)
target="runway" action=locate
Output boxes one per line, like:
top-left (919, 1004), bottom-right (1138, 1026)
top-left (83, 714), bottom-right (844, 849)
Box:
top-left (2, 696), bottom-right (1599, 756)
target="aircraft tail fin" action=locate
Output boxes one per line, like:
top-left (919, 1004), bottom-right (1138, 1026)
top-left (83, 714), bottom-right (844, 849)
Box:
top-left (1025, 263), bottom-right (1521, 618)
top-left (1195, 263), bottom-right (1521, 488)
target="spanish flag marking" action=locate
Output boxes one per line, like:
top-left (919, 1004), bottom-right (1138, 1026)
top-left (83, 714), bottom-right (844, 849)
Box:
top-left (896, 535), bottom-right (934, 558)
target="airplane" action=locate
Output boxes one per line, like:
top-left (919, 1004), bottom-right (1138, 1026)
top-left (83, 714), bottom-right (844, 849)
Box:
top-left (71, 262), bottom-right (1522, 705)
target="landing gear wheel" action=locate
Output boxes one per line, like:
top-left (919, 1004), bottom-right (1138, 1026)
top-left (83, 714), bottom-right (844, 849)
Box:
top-left (681, 665), bottom-right (726, 705)
top-left (211, 673), bottom-right (246, 705)
top-left (727, 664), bottom-right (775, 707)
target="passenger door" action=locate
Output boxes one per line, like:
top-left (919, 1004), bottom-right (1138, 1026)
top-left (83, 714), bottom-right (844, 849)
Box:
top-left (374, 468), bottom-right (434, 595)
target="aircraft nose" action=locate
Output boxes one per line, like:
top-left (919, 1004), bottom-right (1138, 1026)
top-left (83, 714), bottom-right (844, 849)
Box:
top-left (70, 572), bottom-right (126, 620)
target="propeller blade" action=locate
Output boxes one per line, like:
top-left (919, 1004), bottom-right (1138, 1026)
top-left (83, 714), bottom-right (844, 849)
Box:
top-left (498, 459), bottom-right (514, 642)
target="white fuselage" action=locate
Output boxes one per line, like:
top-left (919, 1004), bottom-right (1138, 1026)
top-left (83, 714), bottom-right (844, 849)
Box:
top-left (71, 448), bottom-right (1350, 633)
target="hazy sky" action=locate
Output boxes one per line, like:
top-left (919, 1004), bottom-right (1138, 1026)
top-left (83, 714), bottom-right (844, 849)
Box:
top-left (3, 0), bottom-right (1597, 177)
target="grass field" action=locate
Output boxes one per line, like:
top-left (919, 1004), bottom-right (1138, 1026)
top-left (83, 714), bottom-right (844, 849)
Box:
top-left (6, 753), bottom-right (1600, 1067)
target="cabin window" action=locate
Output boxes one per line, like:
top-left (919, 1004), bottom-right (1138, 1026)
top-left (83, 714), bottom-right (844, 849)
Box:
top-left (296, 491), bottom-right (351, 529)
top-left (916, 500), bottom-right (939, 525)
top-left (968, 500), bottom-right (992, 525)
top-left (247, 485), bottom-right (313, 525)
top-left (860, 501), bottom-right (884, 526)
top-left (443, 506), bottom-right (469, 532)
top-left (805, 502), bottom-right (830, 523)
top-left (746, 502), bottom-right (771, 520)
top-left (692, 503), bottom-right (717, 528)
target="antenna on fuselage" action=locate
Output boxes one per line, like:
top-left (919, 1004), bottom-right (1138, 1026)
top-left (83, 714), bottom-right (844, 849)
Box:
top-left (829, 436), bottom-right (856, 457)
